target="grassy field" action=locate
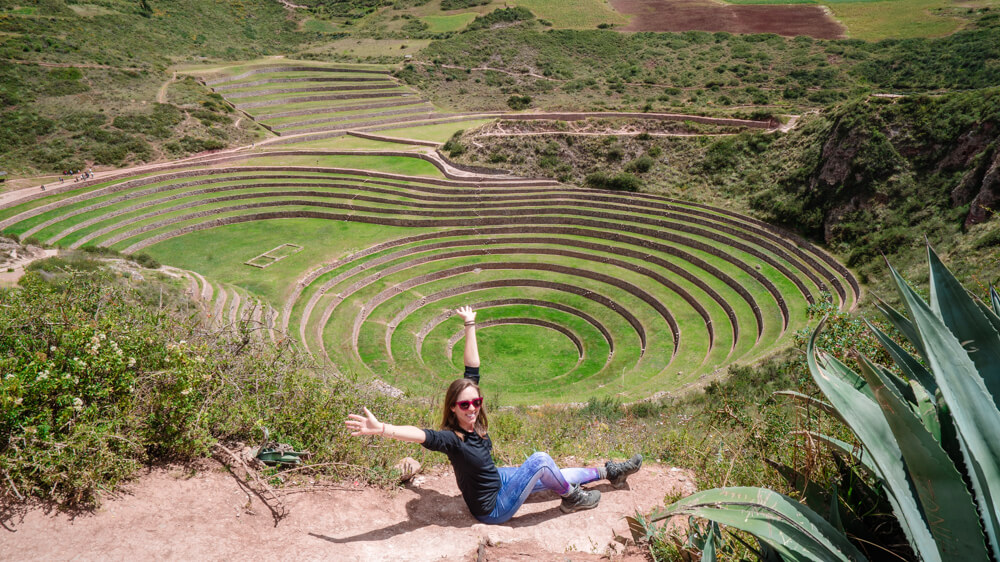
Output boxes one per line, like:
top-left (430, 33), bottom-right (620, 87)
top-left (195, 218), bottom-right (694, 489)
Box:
top-left (375, 119), bottom-right (494, 142)
top-left (421, 13), bottom-right (479, 33)
top-left (720, 0), bottom-right (1000, 39)
top-left (145, 219), bottom-right (421, 306)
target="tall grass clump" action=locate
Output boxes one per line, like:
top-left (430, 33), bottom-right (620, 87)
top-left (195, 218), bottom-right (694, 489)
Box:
top-left (632, 245), bottom-right (1000, 561)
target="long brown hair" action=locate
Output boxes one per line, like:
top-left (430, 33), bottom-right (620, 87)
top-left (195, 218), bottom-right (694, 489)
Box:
top-left (440, 378), bottom-right (488, 437)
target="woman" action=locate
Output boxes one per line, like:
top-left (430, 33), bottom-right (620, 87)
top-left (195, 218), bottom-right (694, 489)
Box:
top-left (345, 305), bottom-right (642, 524)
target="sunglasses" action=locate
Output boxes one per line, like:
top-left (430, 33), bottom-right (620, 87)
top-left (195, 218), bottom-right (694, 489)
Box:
top-left (455, 398), bottom-right (483, 411)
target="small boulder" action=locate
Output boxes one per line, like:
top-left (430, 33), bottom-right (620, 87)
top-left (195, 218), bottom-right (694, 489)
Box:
top-left (395, 457), bottom-right (421, 483)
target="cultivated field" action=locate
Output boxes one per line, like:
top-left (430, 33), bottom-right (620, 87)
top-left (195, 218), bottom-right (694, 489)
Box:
top-left (608, 0), bottom-right (845, 37)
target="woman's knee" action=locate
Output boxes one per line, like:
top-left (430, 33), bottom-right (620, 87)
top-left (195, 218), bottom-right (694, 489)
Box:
top-left (526, 451), bottom-right (554, 467)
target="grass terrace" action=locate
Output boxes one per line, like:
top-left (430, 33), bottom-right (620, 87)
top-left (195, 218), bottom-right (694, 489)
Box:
top-left (0, 153), bottom-right (858, 404)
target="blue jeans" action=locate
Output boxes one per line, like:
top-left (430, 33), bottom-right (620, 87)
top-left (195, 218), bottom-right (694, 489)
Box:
top-left (475, 452), bottom-right (602, 524)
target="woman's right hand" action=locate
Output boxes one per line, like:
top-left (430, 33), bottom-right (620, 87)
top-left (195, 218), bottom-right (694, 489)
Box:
top-left (345, 407), bottom-right (383, 436)
top-left (456, 305), bottom-right (476, 324)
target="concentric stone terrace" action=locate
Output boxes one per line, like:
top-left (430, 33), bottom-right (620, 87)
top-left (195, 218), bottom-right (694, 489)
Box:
top-left (0, 150), bottom-right (858, 403)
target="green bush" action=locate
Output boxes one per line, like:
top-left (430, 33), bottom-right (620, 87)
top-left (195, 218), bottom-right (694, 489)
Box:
top-left (507, 94), bottom-right (532, 110)
top-left (440, 0), bottom-right (489, 9)
top-left (584, 171), bottom-right (641, 192)
top-left (466, 7), bottom-right (534, 32)
top-left (624, 154), bottom-right (655, 174)
top-left (0, 270), bottom-right (416, 508)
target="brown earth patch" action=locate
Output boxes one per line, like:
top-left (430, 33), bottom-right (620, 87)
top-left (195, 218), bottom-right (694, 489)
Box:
top-left (1, 461), bottom-right (695, 560)
top-left (609, 0), bottom-right (845, 39)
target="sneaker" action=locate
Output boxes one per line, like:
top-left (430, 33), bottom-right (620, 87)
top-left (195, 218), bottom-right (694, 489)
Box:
top-left (606, 454), bottom-right (642, 489)
top-left (560, 484), bottom-right (601, 513)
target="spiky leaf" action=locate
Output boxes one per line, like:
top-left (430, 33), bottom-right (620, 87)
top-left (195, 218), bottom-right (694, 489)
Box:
top-left (866, 321), bottom-right (936, 397)
top-left (808, 326), bottom-right (940, 560)
top-left (856, 353), bottom-right (988, 558)
top-left (890, 261), bottom-right (1000, 560)
top-left (927, 246), bottom-right (1000, 409)
top-left (660, 487), bottom-right (868, 562)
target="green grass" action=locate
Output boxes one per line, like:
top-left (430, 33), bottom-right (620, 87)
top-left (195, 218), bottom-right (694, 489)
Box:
top-left (420, 13), bottom-right (479, 33)
top-left (376, 119), bottom-right (494, 142)
top-left (827, 0), bottom-right (975, 39)
top-left (300, 18), bottom-right (340, 33)
top-left (144, 219), bottom-right (422, 306)
top-left (512, 0), bottom-right (629, 28)
top-left (449, 323), bottom-right (584, 380)
top-left (228, 154), bottom-right (444, 176)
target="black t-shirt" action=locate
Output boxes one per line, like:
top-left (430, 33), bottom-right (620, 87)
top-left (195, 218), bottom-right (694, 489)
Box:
top-left (421, 427), bottom-right (500, 516)
top-left (421, 363), bottom-right (492, 515)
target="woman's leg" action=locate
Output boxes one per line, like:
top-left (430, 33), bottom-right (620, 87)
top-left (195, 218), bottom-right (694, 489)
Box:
top-left (529, 467), bottom-right (603, 493)
top-left (479, 452), bottom-right (594, 524)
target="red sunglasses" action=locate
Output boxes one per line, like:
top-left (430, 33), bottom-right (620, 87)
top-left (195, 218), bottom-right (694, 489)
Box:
top-left (455, 398), bottom-right (483, 411)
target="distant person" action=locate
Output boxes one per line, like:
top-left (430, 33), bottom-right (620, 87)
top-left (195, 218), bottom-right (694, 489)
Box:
top-left (345, 306), bottom-right (641, 524)
top-left (40, 184), bottom-right (45, 191)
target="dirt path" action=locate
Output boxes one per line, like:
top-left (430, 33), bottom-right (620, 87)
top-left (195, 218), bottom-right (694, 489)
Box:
top-left (2, 461), bottom-right (693, 560)
top-left (156, 72), bottom-right (176, 104)
top-left (0, 248), bottom-right (58, 286)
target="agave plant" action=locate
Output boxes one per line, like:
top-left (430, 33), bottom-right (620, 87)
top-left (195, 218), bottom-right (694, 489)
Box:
top-left (630, 246), bottom-right (1000, 561)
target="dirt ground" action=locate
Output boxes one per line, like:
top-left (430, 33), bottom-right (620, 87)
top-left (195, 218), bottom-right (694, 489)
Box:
top-left (609, 0), bottom-right (845, 39)
top-left (1, 461), bottom-right (696, 561)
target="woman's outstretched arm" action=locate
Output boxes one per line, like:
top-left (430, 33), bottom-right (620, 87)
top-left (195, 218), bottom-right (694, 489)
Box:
top-left (345, 407), bottom-right (426, 443)
top-left (456, 305), bottom-right (479, 368)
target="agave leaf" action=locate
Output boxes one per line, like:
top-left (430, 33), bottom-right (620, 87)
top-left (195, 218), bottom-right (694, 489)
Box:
top-left (866, 321), bottom-right (937, 397)
top-left (804, 431), bottom-right (880, 478)
top-left (927, 246), bottom-right (1000, 409)
top-left (871, 359), bottom-right (917, 407)
top-left (701, 522), bottom-right (718, 562)
top-left (814, 348), bottom-right (876, 403)
top-left (660, 487), bottom-right (868, 562)
top-left (910, 381), bottom-right (940, 441)
top-left (774, 390), bottom-right (843, 422)
top-left (856, 353), bottom-right (989, 558)
top-left (890, 262), bottom-right (1000, 560)
top-left (875, 297), bottom-right (926, 358)
top-left (808, 324), bottom-right (940, 561)
top-left (765, 458), bottom-right (830, 515)
top-left (828, 483), bottom-right (844, 534)
top-left (978, 298), bottom-right (1000, 338)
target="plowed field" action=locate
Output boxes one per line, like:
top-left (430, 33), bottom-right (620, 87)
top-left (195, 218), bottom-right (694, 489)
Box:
top-left (609, 0), bottom-right (845, 38)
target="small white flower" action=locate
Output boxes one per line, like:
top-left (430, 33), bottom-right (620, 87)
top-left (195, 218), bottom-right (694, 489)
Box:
top-left (178, 340), bottom-right (187, 346)
top-left (14, 397), bottom-right (23, 406)
top-left (72, 397), bottom-right (83, 411)
top-left (99, 333), bottom-right (106, 341)
top-left (180, 388), bottom-right (191, 396)
top-left (128, 357), bottom-right (136, 367)
top-left (37, 372), bottom-right (48, 381)
top-left (50, 346), bottom-right (57, 352)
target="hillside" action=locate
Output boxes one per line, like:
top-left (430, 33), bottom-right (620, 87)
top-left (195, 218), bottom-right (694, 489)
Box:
top-left (1, 1), bottom-right (1000, 560)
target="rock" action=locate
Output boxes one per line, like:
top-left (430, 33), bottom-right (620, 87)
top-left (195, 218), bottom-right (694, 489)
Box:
top-left (395, 457), bottom-right (421, 483)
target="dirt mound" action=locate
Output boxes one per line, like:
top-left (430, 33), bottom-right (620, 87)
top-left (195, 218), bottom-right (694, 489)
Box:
top-left (1, 461), bottom-right (695, 560)
top-left (609, 0), bottom-right (845, 39)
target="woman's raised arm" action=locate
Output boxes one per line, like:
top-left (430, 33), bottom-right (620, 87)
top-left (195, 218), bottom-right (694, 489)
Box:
top-left (345, 407), bottom-right (426, 443)
top-left (455, 305), bottom-right (479, 368)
